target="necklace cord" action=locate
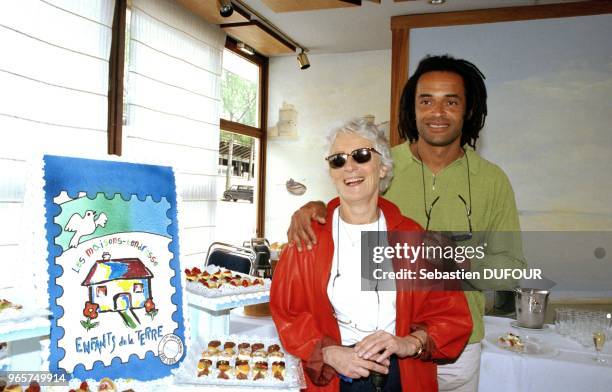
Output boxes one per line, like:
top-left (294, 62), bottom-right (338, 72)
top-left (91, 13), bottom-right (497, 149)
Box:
top-left (416, 145), bottom-right (472, 232)
top-left (333, 208), bottom-right (381, 332)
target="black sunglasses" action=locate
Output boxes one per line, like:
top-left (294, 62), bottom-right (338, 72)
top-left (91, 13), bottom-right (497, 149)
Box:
top-left (325, 148), bottom-right (381, 169)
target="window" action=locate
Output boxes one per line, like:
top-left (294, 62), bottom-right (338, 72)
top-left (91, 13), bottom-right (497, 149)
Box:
top-left (133, 283), bottom-right (144, 293)
top-left (97, 286), bottom-right (108, 297)
top-left (216, 38), bottom-right (268, 244)
top-left (221, 49), bottom-right (260, 128)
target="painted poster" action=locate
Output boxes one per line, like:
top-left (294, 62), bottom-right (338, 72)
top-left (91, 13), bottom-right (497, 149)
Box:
top-left (43, 155), bottom-right (185, 381)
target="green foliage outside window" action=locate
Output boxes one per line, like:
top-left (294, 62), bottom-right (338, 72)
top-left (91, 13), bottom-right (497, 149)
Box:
top-left (221, 70), bottom-right (257, 127)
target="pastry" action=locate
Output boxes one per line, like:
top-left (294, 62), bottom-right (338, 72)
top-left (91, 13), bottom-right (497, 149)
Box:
top-left (253, 361), bottom-right (268, 380)
top-left (251, 343), bottom-right (265, 351)
top-left (498, 332), bottom-right (523, 350)
top-left (202, 280), bottom-right (219, 289)
top-left (237, 342), bottom-right (251, 350)
top-left (208, 340), bottom-right (222, 352)
top-left (229, 278), bottom-right (242, 287)
top-left (272, 361), bottom-right (286, 381)
top-left (0, 299), bottom-right (22, 313)
top-left (201, 349), bottom-right (218, 361)
top-left (68, 382), bottom-right (91, 392)
top-left (237, 348), bottom-right (252, 361)
top-left (216, 360), bottom-right (231, 371)
top-left (197, 359), bottom-right (212, 377)
top-left (218, 350), bottom-right (234, 362)
top-left (251, 349), bottom-right (268, 362)
top-left (223, 341), bottom-right (236, 355)
top-left (197, 358), bottom-right (213, 370)
top-left (267, 344), bottom-right (281, 353)
top-left (235, 359), bottom-right (250, 380)
top-left (23, 381), bottom-right (39, 392)
top-left (3, 385), bottom-right (23, 392)
top-left (269, 350), bottom-right (285, 362)
top-left (97, 378), bottom-right (116, 391)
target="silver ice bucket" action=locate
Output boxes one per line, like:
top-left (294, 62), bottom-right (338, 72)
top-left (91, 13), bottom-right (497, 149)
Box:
top-left (514, 288), bottom-right (550, 329)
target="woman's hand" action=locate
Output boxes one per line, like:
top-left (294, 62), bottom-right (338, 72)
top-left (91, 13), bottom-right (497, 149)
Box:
top-left (354, 331), bottom-right (423, 363)
top-left (287, 201), bottom-right (327, 251)
top-left (322, 345), bottom-right (389, 379)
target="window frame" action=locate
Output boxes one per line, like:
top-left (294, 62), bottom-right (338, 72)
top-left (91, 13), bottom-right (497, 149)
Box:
top-left (220, 36), bottom-right (269, 238)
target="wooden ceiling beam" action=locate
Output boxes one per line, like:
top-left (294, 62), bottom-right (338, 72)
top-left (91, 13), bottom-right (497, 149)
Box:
top-left (175, 0), bottom-right (250, 25)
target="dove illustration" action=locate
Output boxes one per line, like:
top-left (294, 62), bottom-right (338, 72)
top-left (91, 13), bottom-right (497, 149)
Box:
top-left (64, 210), bottom-right (108, 248)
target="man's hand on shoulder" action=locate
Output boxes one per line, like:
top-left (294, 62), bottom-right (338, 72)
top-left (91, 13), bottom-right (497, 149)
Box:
top-left (287, 201), bottom-right (326, 251)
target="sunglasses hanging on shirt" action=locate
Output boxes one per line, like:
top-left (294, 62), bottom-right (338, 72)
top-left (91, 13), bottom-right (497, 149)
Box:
top-left (418, 147), bottom-right (473, 242)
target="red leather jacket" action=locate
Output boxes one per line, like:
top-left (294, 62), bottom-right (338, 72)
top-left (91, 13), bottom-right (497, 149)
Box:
top-left (271, 197), bottom-right (472, 391)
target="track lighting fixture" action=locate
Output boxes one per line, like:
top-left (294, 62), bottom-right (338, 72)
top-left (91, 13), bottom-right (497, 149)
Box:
top-left (237, 41), bottom-right (255, 56)
top-left (297, 50), bottom-right (310, 70)
top-left (219, 0), bottom-right (233, 17)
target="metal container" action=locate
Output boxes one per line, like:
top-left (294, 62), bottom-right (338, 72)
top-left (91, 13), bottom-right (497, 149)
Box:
top-left (514, 288), bottom-right (550, 329)
top-left (249, 238), bottom-right (272, 279)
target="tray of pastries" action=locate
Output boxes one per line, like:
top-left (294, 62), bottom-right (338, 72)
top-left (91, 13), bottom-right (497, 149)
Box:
top-left (184, 266), bottom-right (271, 298)
top-left (174, 335), bottom-right (306, 389)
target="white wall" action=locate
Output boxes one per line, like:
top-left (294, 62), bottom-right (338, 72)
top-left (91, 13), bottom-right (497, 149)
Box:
top-left (264, 49), bottom-right (391, 242)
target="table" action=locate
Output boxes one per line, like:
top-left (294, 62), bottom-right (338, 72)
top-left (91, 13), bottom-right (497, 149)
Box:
top-left (480, 316), bottom-right (612, 392)
top-left (185, 290), bottom-right (270, 340)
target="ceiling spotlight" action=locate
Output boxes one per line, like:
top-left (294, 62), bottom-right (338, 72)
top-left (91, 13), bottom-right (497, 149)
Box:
top-left (428, 0), bottom-right (446, 4)
top-left (219, 0), bottom-right (233, 17)
top-left (297, 50), bottom-right (310, 70)
top-left (237, 42), bottom-right (255, 56)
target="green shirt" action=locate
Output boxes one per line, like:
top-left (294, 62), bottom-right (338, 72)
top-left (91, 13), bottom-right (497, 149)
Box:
top-left (385, 143), bottom-right (526, 343)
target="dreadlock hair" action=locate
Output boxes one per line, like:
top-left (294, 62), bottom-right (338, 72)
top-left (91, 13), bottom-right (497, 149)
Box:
top-left (398, 55), bottom-right (487, 149)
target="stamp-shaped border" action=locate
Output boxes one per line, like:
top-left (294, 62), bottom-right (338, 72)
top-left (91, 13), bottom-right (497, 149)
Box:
top-left (43, 155), bottom-right (185, 380)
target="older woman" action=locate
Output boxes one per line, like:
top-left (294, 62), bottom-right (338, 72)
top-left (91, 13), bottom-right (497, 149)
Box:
top-left (270, 119), bottom-right (472, 392)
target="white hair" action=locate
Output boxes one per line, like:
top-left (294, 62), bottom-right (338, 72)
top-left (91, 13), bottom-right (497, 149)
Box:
top-left (326, 118), bottom-right (394, 192)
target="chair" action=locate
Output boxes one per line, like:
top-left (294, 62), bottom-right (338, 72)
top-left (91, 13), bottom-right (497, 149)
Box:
top-left (204, 242), bottom-right (256, 275)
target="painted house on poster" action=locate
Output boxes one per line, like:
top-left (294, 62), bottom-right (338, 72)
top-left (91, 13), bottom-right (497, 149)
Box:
top-left (81, 253), bottom-right (154, 312)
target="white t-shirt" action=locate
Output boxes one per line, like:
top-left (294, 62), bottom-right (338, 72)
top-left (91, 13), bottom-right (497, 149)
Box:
top-left (327, 207), bottom-right (396, 346)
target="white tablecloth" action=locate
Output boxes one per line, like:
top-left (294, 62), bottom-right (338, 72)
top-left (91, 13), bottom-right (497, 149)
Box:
top-left (480, 316), bottom-right (612, 392)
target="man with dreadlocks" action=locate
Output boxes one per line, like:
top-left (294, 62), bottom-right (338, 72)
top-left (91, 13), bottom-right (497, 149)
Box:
top-left (287, 55), bottom-right (526, 391)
